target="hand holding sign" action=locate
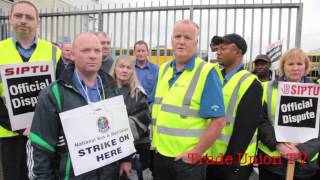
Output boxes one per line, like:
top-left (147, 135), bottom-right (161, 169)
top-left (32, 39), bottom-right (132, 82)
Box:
top-left (276, 143), bottom-right (301, 161)
top-left (276, 143), bottom-right (292, 156)
top-left (275, 82), bottom-right (320, 143)
top-left (282, 143), bottom-right (301, 161)
top-left (120, 162), bottom-right (132, 177)
top-left (23, 128), bottom-right (30, 136)
top-left (275, 82), bottom-right (320, 180)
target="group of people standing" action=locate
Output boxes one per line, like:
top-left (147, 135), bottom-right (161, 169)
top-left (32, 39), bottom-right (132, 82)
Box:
top-left (0, 1), bottom-right (319, 180)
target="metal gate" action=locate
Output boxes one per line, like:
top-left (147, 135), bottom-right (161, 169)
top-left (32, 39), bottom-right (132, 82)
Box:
top-left (0, 0), bottom-right (303, 64)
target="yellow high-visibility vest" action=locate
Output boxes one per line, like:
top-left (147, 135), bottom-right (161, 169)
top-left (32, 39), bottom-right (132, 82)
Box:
top-left (207, 70), bottom-right (258, 165)
top-left (151, 57), bottom-right (220, 157)
top-left (0, 37), bottom-right (61, 137)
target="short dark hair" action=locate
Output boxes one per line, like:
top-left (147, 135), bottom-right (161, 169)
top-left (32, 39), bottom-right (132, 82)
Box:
top-left (134, 40), bottom-right (149, 50)
top-left (10, 1), bottom-right (39, 18)
top-left (211, 36), bottom-right (222, 45)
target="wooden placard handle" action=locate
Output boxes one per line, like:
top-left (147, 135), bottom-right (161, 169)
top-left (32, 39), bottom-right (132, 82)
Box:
top-left (285, 143), bottom-right (297, 180)
top-left (285, 161), bottom-right (295, 180)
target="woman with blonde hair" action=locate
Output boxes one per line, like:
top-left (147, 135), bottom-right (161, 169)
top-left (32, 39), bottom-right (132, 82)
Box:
top-left (258, 48), bottom-right (320, 180)
top-left (109, 55), bottom-right (151, 180)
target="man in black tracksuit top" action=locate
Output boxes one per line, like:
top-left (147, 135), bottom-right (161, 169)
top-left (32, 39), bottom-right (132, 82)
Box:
top-left (27, 32), bottom-right (132, 180)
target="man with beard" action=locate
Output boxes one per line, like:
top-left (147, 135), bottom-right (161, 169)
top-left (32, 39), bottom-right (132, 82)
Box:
top-left (0, 1), bottom-right (61, 179)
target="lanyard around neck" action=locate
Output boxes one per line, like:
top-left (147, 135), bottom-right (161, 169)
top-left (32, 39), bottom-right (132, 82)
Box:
top-left (75, 71), bottom-right (105, 103)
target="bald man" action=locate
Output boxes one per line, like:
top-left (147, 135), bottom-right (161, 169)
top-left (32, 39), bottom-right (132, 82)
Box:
top-left (27, 32), bottom-right (131, 179)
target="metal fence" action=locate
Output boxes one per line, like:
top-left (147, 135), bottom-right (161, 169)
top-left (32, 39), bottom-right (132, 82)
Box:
top-left (0, 0), bottom-right (303, 64)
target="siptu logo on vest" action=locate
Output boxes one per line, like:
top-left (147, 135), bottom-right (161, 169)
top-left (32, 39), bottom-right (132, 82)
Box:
top-left (97, 116), bottom-right (110, 133)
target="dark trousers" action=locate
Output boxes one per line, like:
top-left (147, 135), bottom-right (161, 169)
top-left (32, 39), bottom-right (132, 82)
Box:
top-left (1, 135), bottom-right (28, 180)
top-left (154, 152), bottom-right (206, 180)
top-left (132, 148), bottom-right (152, 180)
top-left (259, 167), bottom-right (313, 180)
top-left (206, 164), bottom-right (252, 180)
top-left (312, 170), bottom-right (320, 180)
top-left (312, 158), bottom-right (320, 180)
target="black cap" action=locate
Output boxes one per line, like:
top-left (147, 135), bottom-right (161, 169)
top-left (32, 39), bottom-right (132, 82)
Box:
top-left (217, 33), bottom-right (247, 54)
top-left (254, 54), bottom-right (271, 63)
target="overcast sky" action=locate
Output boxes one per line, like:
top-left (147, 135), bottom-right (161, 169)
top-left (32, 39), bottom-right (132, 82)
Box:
top-left (300, 0), bottom-right (320, 52)
top-left (63, 0), bottom-right (320, 52)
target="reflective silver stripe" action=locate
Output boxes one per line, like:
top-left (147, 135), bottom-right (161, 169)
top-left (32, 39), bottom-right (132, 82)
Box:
top-left (161, 63), bottom-right (170, 79)
top-left (154, 97), bottom-right (162, 104)
top-left (218, 133), bottom-right (257, 144)
top-left (26, 140), bottom-right (36, 179)
top-left (157, 126), bottom-right (204, 137)
top-left (161, 104), bottom-right (199, 117)
top-left (266, 81), bottom-right (275, 123)
top-left (159, 61), bottom-right (206, 117)
top-left (183, 61), bottom-right (205, 106)
top-left (225, 72), bottom-right (252, 124)
top-left (52, 45), bottom-right (57, 69)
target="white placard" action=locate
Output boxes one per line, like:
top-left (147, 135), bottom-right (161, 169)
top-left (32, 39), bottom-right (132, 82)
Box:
top-left (274, 82), bottom-right (320, 143)
top-left (59, 95), bottom-right (136, 176)
top-left (0, 62), bottom-right (55, 130)
top-left (266, 40), bottom-right (283, 63)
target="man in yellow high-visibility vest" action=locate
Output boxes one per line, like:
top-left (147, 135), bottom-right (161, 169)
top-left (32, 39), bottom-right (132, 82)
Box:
top-left (151, 20), bottom-right (226, 180)
top-left (206, 34), bottom-right (263, 180)
top-left (0, 1), bottom-right (61, 179)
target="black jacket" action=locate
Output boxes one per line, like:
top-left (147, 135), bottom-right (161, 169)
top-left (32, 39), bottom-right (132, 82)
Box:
top-left (100, 56), bottom-right (114, 74)
top-left (28, 63), bottom-right (127, 180)
top-left (119, 85), bottom-right (151, 149)
top-left (252, 69), bottom-right (279, 82)
top-left (210, 70), bottom-right (263, 179)
top-left (55, 57), bottom-right (69, 79)
top-left (258, 77), bottom-right (320, 177)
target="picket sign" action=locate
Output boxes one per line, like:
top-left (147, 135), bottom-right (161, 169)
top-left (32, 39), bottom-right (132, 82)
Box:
top-left (275, 82), bottom-right (320, 180)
